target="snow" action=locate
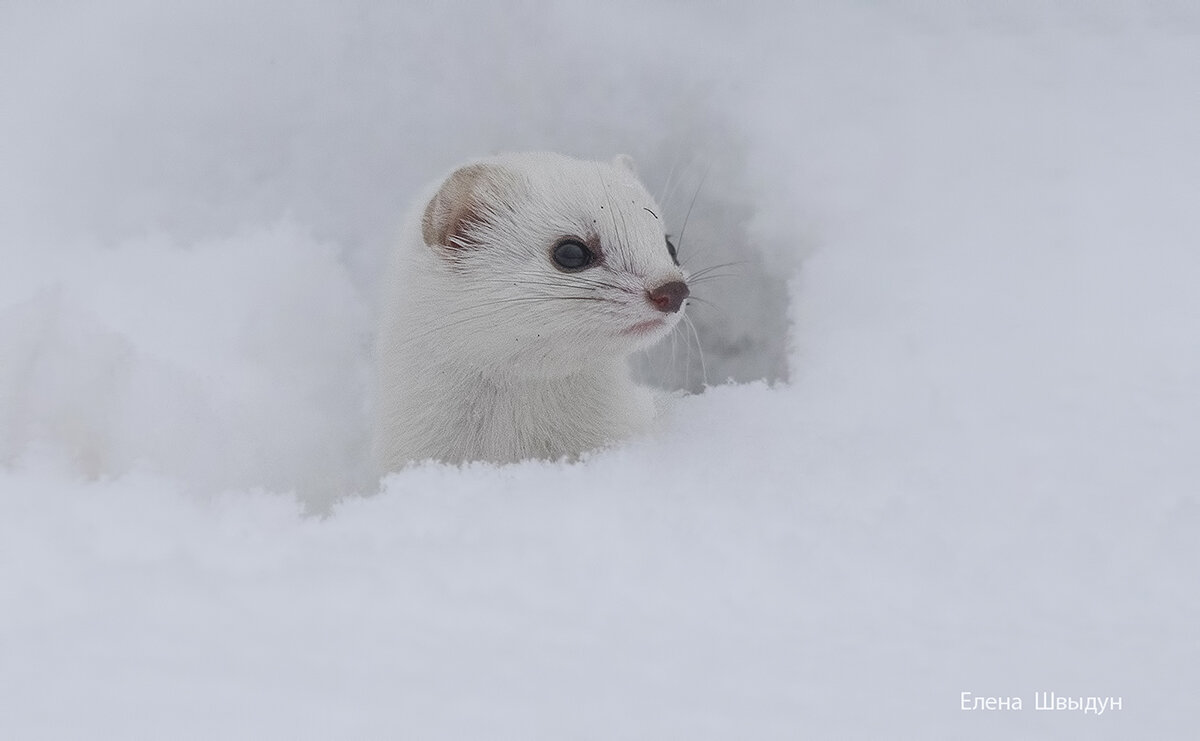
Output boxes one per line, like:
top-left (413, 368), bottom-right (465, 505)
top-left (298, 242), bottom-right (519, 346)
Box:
top-left (2, 2), bottom-right (1198, 738)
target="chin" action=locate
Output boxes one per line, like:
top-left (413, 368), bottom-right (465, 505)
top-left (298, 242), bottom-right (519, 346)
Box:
top-left (624, 317), bottom-right (680, 351)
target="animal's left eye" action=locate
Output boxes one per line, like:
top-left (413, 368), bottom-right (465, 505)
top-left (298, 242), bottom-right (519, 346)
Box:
top-left (665, 235), bottom-right (679, 266)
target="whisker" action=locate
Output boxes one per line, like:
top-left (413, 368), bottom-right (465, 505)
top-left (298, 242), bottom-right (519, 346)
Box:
top-left (387, 295), bottom-right (622, 350)
top-left (676, 163), bottom-right (711, 262)
top-left (669, 317), bottom-right (679, 382)
top-left (686, 260), bottom-right (749, 280)
top-left (682, 296), bottom-right (724, 315)
top-left (682, 316), bottom-right (693, 390)
top-left (467, 276), bottom-right (629, 293)
top-left (462, 272), bottom-right (644, 297)
top-left (596, 165), bottom-right (631, 273)
top-left (686, 273), bottom-right (739, 286)
top-left (682, 313), bottom-right (708, 388)
top-left (616, 191), bottom-right (633, 258)
top-left (658, 149), bottom-right (684, 207)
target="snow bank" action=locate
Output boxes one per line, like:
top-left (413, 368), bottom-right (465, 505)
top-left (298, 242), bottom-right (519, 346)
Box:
top-left (2, 2), bottom-right (1198, 738)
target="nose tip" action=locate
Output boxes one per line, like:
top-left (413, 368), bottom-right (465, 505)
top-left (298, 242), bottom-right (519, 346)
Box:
top-left (647, 280), bottom-right (690, 314)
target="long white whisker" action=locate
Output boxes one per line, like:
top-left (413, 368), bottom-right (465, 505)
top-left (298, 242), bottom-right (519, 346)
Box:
top-left (658, 149), bottom-right (683, 207)
top-left (676, 163), bottom-right (711, 267)
top-left (683, 313), bottom-right (707, 389)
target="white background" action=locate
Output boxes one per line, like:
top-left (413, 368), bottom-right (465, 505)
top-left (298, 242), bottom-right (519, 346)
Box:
top-left (1, 2), bottom-right (1197, 738)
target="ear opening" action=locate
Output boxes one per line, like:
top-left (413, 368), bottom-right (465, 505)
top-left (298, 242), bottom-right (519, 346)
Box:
top-left (422, 163), bottom-right (508, 250)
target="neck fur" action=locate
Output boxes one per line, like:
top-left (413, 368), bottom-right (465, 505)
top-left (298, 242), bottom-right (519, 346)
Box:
top-left (372, 341), bottom-right (652, 467)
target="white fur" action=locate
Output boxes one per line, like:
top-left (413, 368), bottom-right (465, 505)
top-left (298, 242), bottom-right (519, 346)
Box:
top-left (372, 152), bottom-right (688, 469)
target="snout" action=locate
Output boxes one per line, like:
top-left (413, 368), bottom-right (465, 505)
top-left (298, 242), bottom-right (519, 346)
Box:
top-left (646, 280), bottom-right (690, 313)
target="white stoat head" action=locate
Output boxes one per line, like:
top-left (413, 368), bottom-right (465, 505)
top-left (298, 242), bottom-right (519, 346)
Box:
top-left (412, 152), bottom-right (690, 378)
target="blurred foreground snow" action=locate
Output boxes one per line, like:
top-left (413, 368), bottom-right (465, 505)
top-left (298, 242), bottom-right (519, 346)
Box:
top-left (1, 2), bottom-right (1198, 738)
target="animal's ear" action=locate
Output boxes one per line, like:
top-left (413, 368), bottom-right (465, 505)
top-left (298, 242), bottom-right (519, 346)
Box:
top-left (613, 153), bottom-right (637, 176)
top-left (422, 163), bottom-right (511, 250)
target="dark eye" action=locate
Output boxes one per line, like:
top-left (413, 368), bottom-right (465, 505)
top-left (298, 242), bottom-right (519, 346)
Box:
top-left (552, 239), bottom-right (595, 271)
top-left (665, 235), bottom-right (679, 266)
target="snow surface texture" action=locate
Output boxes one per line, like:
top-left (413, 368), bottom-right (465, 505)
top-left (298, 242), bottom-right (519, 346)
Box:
top-left (1, 1), bottom-right (1198, 738)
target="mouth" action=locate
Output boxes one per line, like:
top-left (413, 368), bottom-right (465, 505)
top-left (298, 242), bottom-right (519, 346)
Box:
top-left (621, 318), bottom-right (667, 337)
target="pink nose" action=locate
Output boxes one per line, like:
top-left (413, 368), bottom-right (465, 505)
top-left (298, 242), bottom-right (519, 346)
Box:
top-left (647, 280), bottom-right (690, 313)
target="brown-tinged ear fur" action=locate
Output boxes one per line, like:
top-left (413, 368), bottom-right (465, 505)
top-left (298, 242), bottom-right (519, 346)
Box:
top-left (422, 164), bottom-right (505, 250)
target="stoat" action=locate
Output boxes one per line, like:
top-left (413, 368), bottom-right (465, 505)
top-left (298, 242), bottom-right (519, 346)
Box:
top-left (372, 152), bottom-right (689, 470)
